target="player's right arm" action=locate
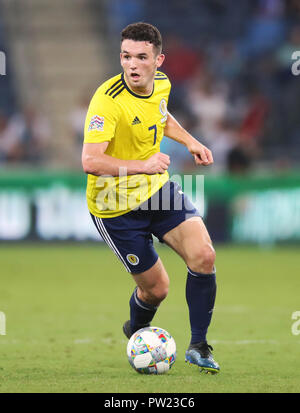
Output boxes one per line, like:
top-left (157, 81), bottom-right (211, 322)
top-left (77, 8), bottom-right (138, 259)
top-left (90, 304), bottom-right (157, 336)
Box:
top-left (82, 142), bottom-right (170, 176)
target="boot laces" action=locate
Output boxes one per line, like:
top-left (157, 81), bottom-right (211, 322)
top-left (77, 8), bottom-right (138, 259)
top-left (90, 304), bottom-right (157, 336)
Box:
top-left (190, 342), bottom-right (213, 358)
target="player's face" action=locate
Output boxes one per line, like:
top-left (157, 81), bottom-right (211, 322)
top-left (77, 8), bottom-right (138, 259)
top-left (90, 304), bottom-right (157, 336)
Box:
top-left (120, 39), bottom-right (165, 95)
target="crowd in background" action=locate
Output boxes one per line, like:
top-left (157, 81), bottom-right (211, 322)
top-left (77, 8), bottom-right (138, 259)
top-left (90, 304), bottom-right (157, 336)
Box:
top-left (1, 0), bottom-right (300, 174)
top-left (0, 108), bottom-right (50, 164)
top-left (106, 0), bottom-right (300, 174)
top-left (0, 5), bottom-right (52, 166)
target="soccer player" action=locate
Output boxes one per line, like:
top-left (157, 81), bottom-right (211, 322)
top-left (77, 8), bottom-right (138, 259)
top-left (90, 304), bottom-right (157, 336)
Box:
top-left (82, 22), bottom-right (220, 374)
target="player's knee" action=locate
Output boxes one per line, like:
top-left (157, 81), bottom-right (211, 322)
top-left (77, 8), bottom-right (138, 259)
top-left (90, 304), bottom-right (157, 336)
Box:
top-left (188, 244), bottom-right (216, 274)
top-left (152, 283), bottom-right (169, 304)
top-left (143, 282), bottom-right (169, 306)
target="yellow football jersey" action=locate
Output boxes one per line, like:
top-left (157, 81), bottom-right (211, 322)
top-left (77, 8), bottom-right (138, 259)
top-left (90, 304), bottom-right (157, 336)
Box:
top-left (84, 71), bottom-right (171, 218)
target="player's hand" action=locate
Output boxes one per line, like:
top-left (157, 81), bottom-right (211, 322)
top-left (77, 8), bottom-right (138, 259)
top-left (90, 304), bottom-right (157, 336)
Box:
top-left (188, 141), bottom-right (214, 166)
top-left (143, 152), bottom-right (170, 174)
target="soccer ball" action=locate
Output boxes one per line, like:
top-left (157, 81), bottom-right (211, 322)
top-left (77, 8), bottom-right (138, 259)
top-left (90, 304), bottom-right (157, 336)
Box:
top-left (126, 326), bottom-right (176, 374)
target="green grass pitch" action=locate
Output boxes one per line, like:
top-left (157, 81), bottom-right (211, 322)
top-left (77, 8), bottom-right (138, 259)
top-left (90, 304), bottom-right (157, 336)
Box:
top-left (0, 243), bottom-right (299, 393)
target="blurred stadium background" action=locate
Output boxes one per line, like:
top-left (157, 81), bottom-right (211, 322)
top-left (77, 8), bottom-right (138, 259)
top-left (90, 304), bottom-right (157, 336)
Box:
top-left (0, 0), bottom-right (300, 245)
top-left (1, 0), bottom-right (300, 394)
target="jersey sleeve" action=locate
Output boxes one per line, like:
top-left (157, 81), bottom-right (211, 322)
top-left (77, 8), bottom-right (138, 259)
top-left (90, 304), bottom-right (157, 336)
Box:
top-left (84, 91), bottom-right (120, 144)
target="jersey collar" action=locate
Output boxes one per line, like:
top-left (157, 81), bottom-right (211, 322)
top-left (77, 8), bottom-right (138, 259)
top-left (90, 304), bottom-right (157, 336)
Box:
top-left (121, 73), bottom-right (154, 99)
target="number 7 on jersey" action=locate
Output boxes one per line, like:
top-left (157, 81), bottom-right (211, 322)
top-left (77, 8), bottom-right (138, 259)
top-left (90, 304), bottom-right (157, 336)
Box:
top-left (148, 124), bottom-right (157, 145)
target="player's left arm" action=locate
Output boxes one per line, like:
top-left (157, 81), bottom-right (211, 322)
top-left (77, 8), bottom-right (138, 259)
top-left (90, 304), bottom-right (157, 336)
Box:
top-left (164, 111), bottom-right (213, 166)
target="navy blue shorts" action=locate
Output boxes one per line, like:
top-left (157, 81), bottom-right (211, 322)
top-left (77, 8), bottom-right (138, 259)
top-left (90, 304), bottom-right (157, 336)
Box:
top-left (90, 180), bottom-right (201, 274)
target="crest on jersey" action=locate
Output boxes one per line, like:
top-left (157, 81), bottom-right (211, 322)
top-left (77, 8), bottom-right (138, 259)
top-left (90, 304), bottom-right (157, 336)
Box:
top-left (126, 254), bottom-right (139, 265)
top-left (159, 99), bottom-right (168, 123)
top-left (88, 115), bottom-right (104, 131)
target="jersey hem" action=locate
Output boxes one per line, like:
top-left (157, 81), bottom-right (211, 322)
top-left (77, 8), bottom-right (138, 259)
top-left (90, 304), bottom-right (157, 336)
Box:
top-left (87, 175), bottom-right (169, 219)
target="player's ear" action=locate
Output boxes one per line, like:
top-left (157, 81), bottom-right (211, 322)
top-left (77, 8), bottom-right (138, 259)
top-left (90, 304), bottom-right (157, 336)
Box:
top-left (120, 52), bottom-right (126, 70)
top-left (156, 53), bottom-right (165, 68)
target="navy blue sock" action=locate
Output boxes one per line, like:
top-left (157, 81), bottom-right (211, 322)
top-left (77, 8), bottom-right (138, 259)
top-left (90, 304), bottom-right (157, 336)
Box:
top-left (129, 288), bottom-right (158, 334)
top-left (185, 267), bottom-right (217, 344)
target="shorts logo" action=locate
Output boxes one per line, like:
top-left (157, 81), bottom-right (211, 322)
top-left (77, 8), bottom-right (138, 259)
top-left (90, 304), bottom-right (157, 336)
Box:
top-left (88, 115), bottom-right (104, 131)
top-left (126, 254), bottom-right (139, 265)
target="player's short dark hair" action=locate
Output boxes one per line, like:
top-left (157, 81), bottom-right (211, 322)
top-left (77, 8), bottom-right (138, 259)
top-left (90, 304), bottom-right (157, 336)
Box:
top-left (121, 22), bottom-right (162, 55)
